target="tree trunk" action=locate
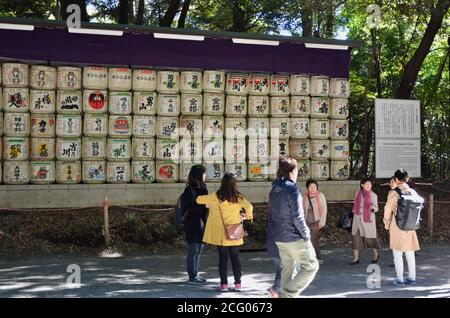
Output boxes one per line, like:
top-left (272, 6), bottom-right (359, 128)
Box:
top-left (177, 0), bottom-right (192, 28)
top-left (118, 0), bottom-right (129, 24)
top-left (160, 0), bottom-right (182, 27)
top-left (325, 0), bottom-right (334, 38)
top-left (301, 6), bottom-right (313, 37)
top-left (59, 0), bottom-right (89, 21)
top-left (370, 28), bottom-right (382, 97)
top-left (230, 0), bottom-right (248, 32)
top-left (136, 0), bottom-right (145, 25)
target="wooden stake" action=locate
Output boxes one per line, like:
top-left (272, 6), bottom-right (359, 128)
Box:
top-left (428, 194), bottom-right (434, 240)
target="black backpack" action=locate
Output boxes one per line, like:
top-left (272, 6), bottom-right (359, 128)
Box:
top-left (394, 188), bottom-right (424, 231)
top-left (175, 187), bottom-right (195, 225)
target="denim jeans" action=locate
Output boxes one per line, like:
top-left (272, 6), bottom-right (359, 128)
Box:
top-left (187, 242), bottom-right (204, 279)
top-left (272, 257), bottom-right (281, 292)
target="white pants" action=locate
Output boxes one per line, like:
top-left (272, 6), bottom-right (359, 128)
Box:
top-left (393, 250), bottom-right (416, 281)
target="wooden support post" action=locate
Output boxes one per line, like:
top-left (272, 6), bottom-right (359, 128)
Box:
top-left (428, 194), bottom-right (434, 240)
top-left (103, 197), bottom-right (110, 247)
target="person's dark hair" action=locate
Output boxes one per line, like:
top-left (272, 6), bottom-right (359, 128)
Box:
top-left (360, 177), bottom-right (373, 187)
top-left (187, 165), bottom-right (206, 189)
top-left (276, 157), bottom-right (298, 179)
top-left (306, 179), bottom-right (319, 190)
top-left (217, 173), bottom-right (242, 203)
top-left (394, 169), bottom-right (409, 183)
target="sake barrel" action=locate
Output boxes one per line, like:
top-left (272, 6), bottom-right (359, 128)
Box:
top-left (84, 113), bottom-right (108, 137)
top-left (0, 89), bottom-right (2, 111)
top-left (3, 87), bottom-right (29, 112)
top-left (225, 138), bottom-right (246, 163)
top-left (311, 160), bottom-right (330, 181)
top-left (203, 116), bottom-right (224, 139)
top-left (0, 161), bottom-right (2, 182)
top-left (203, 93), bottom-right (225, 115)
top-left (310, 76), bottom-right (329, 97)
top-left (109, 91), bottom-right (132, 115)
top-left (226, 73), bottom-right (248, 95)
top-left (83, 66), bottom-right (108, 89)
top-left (330, 119), bottom-right (349, 140)
top-left (56, 114), bottom-right (82, 137)
top-left (311, 139), bottom-right (330, 159)
top-left (179, 162), bottom-right (202, 182)
top-left (248, 161), bottom-right (269, 181)
top-left (30, 138), bottom-right (55, 160)
top-left (4, 112), bottom-right (30, 137)
top-left (83, 89), bottom-right (108, 113)
top-left (329, 78), bottom-right (350, 98)
top-left (290, 74), bottom-right (310, 96)
top-left (3, 137), bottom-right (29, 160)
top-left (203, 70), bottom-right (225, 93)
top-left (330, 160), bottom-right (350, 180)
top-left (179, 137), bottom-right (202, 162)
top-left (330, 98), bottom-right (349, 119)
top-left (156, 138), bottom-right (180, 162)
top-left (310, 119), bottom-right (329, 139)
top-left (180, 93), bottom-right (203, 115)
top-left (30, 161), bottom-right (55, 184)
top-left (156, 71), bottom-right (180, 93)
top-left (56, 137), bottom-right (82, 161)
top-left (133, 115), bottom-right (156, 137)
top-left (311, 97), bottom-right (330, 118)
top-left (270, 96), bottom-right (290, 117)
top-left (108, 67), bottom-right (132, 91)
top-left (290, 118), bottom-right (310, 139)
top-left (247, 118), bottom-right (270, 138)
top-left (31, 114), bottom-right (56, 138)
top-left (0, 112), bottom-right (2, 135)
top-left (330, 140), bottom-right (350, 161)
top-left (57, 66), bottom-right (82, 90)
top-left (225, 118), bottom-right (247, 139)
top-left (225, 95), bottom-right (247, 117)
top-left (248, 73), bottom-right (270, 95)
top-left (248, 95), bottom-right (269, 117)
top-left (157, 93), bottom-right (180, 116)
top-left (2, 63), bottom-right (28, 87)
top-left (204, 161), bottom-right (224, 182)
top-left (225, 162), bottom-right (247, 181)
top-left (247, 138), bottom-right (270, 161)
top-left (82, 137), bottom-right (107, 160)
top-left (270, 117), bottom-right (290, 139)
top-left (56, 160), bottom-right (81, 184)
top-left (290, 139), bottom-right (311, 160)
top-left (133, 91), bottom-right (157, 115)
top-left (291, 96), bottom-right (311, 117)
top-left (0, 135), bottom-right (2, 160)
top-left (203, 138), bottom-right (223, 163)
top-left (3, 161), bottom-right (30, 184)
top-left (107, 161), bottom-right (131, 183)
top-left (132, 137), bottom-right (155, 159)
top-left (30, 65), bottom-right (56, 90)
top-left (132, 69), bottom-right (156, 91)
top-left (82, 160), bottom-right (106, 184)
top-left (297, 160), bottom-right (311, 181)
top-left (180, 71), bottom-right (202, 94)
top-left (107, 138), bottom-right (132, 161)
top-left (156, 116), bottom-right (179, 139)
top-left (270, 74), bottom-right (289, 96)
top-left (109, 115), bottom-right (132, 137)
top-left (132, 160), bottom-right (156, 183)
top-left (270, 139), bottom-right (290, 158)
top-left (156, 160), bottom-right (178, 183)
top-left (30, 90), bottom-right (55, 114)
top-left (180, 116), bottom-right (203, 138)
top-left (56, 90), bottom-right (82, 114)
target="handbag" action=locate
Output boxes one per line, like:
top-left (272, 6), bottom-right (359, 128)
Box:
top-left (218, 202), bottom-right (244, 240)
top-left (338, 209), bottom-right (353, 232)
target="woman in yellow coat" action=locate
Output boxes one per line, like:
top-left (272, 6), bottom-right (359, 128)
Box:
top-left (196, 173), bottom-right (253, 292)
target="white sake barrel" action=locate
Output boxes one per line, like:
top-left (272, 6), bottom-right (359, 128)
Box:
top-left (311, 160), bottom-right (329, 181)
top-left (330, 119), bottom-right (349, 140)
top-left (226, 73), bottom-right (248, 95)
top-left (82, 137), bottom-right (107, 160)
top-left (297, 160), bottom-right (311, 181)
top-left (248, 138), bottom-right (269, 161)
top-left (157, 71), bottom-right (180, 93)
top-left (329, 78), bottom-right (350, 98)
top-left (270, 96), bottom-right (290, 117)
top-left (56, 114), bottom-right (82, 137)
top-left (270, 117), bottom-right (290, 139)
top-left (30, 90), bottom-right (55, 114)
top-left (330, 160), bottom-right (350, 180)
top-left (247, 118), bottom-right (270, 138)
top-left (156, 138), bottom-right (180, 162)
top-left (267, 159), bottom-right (279, 181)
top-left (330, 98), bottom-right (349, 119)
top-left (225, 139), bottom-right (246, 163)
top-left (132, 138), bottom-right (155, 159)
top-left (57, 66), bottom-right (82, 90)
top-left (225, 118), bottom-right (247, 139)
top-left (3, 137), bottom-right (29, 160)
top-left (203, 93), bottom-right (225, 115)
top-left (157, 93), bottom-right (180, 116)
top-left (2, 63), bottom-right (28, 87)
top-left (290, 139), bottom-right (310, 160)
top-left (180, 71), bottom-right (202, 94)
top-left (310, 119), bottom-right (329, 139)
top-left (310, 76), bottom-right (329, 97)
top-left (248, 73), bottom-right (270, 95)
top-left (156, 116), bottom-right (179, 139)
top-left (0, 135), bottom-right (2, 160)
top-left (3, 161), bottom-right (30, 184)
top-left (179, 162), bottom-right (202, 182)
top-left (0, 112), bottom-right (2, 135)
top-left (179, 137), bottom-right (202, 162)
top-left (84, 113), bottom-right (108, 137)
top-left (311, 139), bottom-right (331, 159)
top-left (56, 137), bottom-right (82, 161)
top-left (31, 114), bottom-right (56, 138)
top-left (248, 161), bottom-right (269, 181)
top-left (291, 96), bottom-right (311, 117)
top-left (204, 161), bottom-right (224, 182)
top-left (107, 161), bottom-right (131, 183)
top-left (108, 67), bottom-right (132, 91)
top-left (83, 89), bottom-right (108, 113)
top-left (156, 160), bottom-right (178, 183)
top-left (82, 160), bottom-right (106, 184)
top-left (133, 115), bottom-right (156, 137)
top-left (109, 115), bottom-right (132, 137)
top-left (133, 69), bottom-right (156, 91)
top-left (83, 66), bottom-right (108, 89)
top-left (30, 138), bottom-right (55, 160)
top-left (225, 95), bottom-right (247, 117)
top-left (132, 160), bottom-right (155, 183)
top-left (225, 162), bottom-right (247, 181)
top-left (181, 93), bottom-right (203, 115)
top-left (4, 112), bottom-right (30, 137)
top-left (107, 138), bottom-right (132, 161)
top-left (248, 95), bottom-right (269, 117)
top-left (3, 87), bottom-right (29, 112)
top-left (290, 74), bottom-right (310, 96)
top-left (203, 115), bottom-right (224, 139)
top-left (133, 91), bottom-right (157, 115)
top-left (203, 70), bottom-right (225, 93)
top-left (56, 90), bottom-right (82, 114)
top-left (203, 138), bottom-right (223, 163)
top-left (0, 161), bottom-right (2, 182)
top-left (270, 74), bottom-right (289, 96)
top-left (290, 118), bottom-right (310, 139)
top-left (180, 116), bottom-right (202, 138)
top-left (330, 140), bottom-right (350, 160)
top-left (109, 91), bottom-right (132, 115)
top-left (56, 160), bottom-right (81, 184)
top-left (311, 97), bottom-right (330, 118)
top-left (270, 139), bottom-right (290, 158)
top-left (30, 161), bottom-right (55, 184)
top-left (30, 65), bottom-right (56, 90)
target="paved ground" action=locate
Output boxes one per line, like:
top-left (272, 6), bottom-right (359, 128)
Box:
top-left (0, 243), bottom-right (449, 298)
